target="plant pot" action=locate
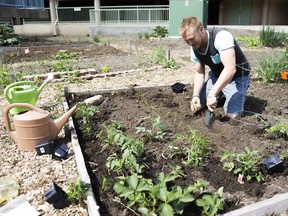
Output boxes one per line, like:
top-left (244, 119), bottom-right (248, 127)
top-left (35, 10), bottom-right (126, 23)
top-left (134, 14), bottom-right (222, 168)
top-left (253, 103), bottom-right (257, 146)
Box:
top-left (44, 182), bottom-right (68, 205)
top-left (171, 82), bottom-right (187, 93)
top-left (52, 143), bottom-right (69, 161)
top-left (263, 154), bottom-right (284, 174)
top-left (280, 70), bottom-right (288, 80)
top-left (35, 140), bottom-right (54, 155)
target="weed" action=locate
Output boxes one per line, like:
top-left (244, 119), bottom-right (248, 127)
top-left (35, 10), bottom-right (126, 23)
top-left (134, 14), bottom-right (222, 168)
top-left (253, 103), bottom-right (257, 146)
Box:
top-left (66, 178), bottom-right (90, 205)
top-left (221, 146), bottom-right (264, 182)
top-left (100, 65), bottom-right (110, 72)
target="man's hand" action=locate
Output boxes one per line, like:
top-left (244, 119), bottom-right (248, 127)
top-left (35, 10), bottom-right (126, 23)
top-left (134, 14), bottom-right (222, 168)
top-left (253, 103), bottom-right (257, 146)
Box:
top-left (190, 96), bottom-right (202, 113)
top-left (207, 95), bottom-right (217, 112)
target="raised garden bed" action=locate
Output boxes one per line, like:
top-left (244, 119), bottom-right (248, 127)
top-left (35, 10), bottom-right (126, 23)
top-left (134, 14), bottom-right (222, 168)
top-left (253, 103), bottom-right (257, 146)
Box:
top-left (66, 80), bottom-right (288, 216)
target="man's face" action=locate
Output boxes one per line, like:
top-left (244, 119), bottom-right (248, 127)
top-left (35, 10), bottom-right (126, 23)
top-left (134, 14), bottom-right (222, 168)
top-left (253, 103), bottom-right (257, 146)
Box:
top-left (183, 26), bottom-right (204, 49)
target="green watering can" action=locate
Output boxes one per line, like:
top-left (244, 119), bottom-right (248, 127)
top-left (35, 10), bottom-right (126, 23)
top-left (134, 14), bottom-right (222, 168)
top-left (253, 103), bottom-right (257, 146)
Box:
top-left (4, 74), bottom-right (53, 115)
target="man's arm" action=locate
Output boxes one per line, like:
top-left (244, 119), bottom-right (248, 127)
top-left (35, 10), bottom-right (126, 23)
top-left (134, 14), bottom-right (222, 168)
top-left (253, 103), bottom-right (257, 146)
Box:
top-left (207, 47), bottom-right (236, 98)
top-left (193, 62), bottom-right (205, 96)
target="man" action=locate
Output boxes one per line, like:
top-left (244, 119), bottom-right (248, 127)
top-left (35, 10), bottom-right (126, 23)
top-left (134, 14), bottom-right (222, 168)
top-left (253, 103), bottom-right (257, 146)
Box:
top-left (179, 17), bottom-right (250, 119)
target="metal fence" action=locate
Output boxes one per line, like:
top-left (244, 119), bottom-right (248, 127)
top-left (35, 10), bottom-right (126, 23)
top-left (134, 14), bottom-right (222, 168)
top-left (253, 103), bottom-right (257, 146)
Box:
top-left (23, 6), bottom-right (169, 25)
top-left (0, 0), bottom-right (44, 8)
top-left (90, 6), bottom-right (169, 24)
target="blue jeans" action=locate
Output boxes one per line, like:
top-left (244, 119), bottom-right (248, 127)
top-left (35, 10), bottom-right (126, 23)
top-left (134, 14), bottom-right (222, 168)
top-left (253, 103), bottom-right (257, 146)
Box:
top-left (199, 71), bottom-right (250, 115)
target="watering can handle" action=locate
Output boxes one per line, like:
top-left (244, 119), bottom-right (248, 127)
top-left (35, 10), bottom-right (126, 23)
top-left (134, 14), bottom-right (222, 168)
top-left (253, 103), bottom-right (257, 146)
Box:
top-left (4, 81), bottom-right (35, 102)
top-left (4, 103), bottom-right (47, 133)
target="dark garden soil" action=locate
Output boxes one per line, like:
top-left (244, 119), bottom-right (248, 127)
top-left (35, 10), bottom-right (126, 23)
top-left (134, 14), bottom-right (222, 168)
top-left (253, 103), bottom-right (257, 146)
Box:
top-left (67, 80), bottom-right (288, 216)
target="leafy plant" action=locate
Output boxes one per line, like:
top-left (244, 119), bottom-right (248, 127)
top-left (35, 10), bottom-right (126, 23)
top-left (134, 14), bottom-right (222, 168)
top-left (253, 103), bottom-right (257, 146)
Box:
top-left (66, 178), bottom-right (90, 205)
top-left (257, 51), bottom-right (287, 83)
top-left (169, 130), bottom-right (210, 167)
top-left (53, 50), bottom-right (82, 60)
top-left (0, 24), bottom-right (21, 46)
top-left (260, 26), bottom-right (288, 47)
top-left (196, 187), bottom-right (224, 216)
top-left (93, 35), bottom-right (101, 43)
top-left (151, 46), bottom-right (179, 69)
top-left (135, 116), bottom-right (166, 141)
top-left (234, 35), bottom-right (261, 48)
top-left (0, 66), bottom-right (13, 93)
top-left (221, 146), bottom-right (264, 182)
top-left (76, 102), bottom-right (100, 137)
top-left (151, 26), bottom-right (168, 38)
top-left (100, 65), bottom-right (110, 72)
top-left (264, 122), bottom-right (288, 140)
top-left (52, 60), bottom-right (73, 72)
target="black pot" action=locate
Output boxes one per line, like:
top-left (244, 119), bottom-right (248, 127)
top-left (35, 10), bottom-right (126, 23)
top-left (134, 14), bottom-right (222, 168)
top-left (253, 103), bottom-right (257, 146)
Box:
top-left (263, 154), bottom-right (284, 174)
top-left (171, 82), bottom-right (187, 93)
top-left (44, 182), bottom-right (68, 205)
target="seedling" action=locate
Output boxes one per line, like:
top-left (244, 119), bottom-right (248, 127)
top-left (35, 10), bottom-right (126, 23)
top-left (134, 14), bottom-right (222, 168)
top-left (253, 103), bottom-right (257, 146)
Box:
top-left (100, 65), bottom-right (110, 72)
top-left (135, 116), bottom-right (166, 141)
top-left (221, 146), bottom-right (264, 182)
top-left (264, 122), bottom-right (288, 140)
top-left (66, 178), bottom-right (90, 205)
top-left (169, 130), bottom-right (210, 167)
top-left (76, 102), bottom-right (100, 137)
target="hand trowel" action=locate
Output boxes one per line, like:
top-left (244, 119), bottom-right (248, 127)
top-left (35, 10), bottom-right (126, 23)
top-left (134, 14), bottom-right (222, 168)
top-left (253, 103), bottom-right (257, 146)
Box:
top-left (204, 110), bottom-right (215, 128)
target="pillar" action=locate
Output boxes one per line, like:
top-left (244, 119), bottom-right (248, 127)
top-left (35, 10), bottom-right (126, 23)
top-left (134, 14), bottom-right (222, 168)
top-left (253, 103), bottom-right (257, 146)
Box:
top-left (94, 0), bottom-right (100, 25)
top-left (49, 0), bottom-right (58, 36)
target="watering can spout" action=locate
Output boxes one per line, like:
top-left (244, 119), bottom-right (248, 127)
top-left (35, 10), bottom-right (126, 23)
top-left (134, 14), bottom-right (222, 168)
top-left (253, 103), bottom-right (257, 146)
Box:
top-left (50, 105), bottom-right (77, 139)
top-left (36, 73), bottom-right (54, 101)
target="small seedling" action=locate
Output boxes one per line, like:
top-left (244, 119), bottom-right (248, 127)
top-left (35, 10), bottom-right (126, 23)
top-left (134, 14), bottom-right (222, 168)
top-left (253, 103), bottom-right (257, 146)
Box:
top-left (100, 65), bottom-right (110, 72)
top-left (66, 178), bottom-right (90, 205)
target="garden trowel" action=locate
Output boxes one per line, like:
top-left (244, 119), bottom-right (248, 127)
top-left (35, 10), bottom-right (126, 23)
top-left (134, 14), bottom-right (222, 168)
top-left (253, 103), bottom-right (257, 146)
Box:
top-left (204, 110), bottom-right (215, 128)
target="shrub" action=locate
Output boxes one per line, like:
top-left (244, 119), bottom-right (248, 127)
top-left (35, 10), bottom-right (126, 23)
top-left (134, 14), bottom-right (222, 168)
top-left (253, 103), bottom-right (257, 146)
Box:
top-left (0, 24), bottom-right (21, 46)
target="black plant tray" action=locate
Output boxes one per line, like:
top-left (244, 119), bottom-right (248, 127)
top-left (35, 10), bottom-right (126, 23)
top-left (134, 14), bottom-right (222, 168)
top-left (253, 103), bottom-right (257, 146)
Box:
top-left (171, 82), bottom-right (187, 93)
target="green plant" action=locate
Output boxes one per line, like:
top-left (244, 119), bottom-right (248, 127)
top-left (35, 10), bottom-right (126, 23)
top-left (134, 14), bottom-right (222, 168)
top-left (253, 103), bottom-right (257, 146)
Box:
top-left (0, 66), bottom-right (12, 93)
top-left (264, 122), bottom-right (288, 140)
top-left (93, 35), bottom-right (101, 43)
top-left (151, 46), bottom-right (179, 69)
top-left (221, 146), bottom-right (264, 182)
top-left (76, 102), bottom-right (100, 137)
top-left (169, 130), bottom-right (210, 167)
top-left (52, 60), bottom-right (73, 72)
top-left (0, 24), bottom-right (21, 46)
top-left (260, 26), bottom-right (288, 47)
top-left (135, 116), bottom-right (166, 141)
top-left (196, 187), bottom-right (224, 216)
top-left (100, 65), bottom-right (110, 72)
top-left (53, 50), bottom-right (82, 60)
top-left (66, 178), bottom-right (90, 205)
top-left (234, 35), bottom-right (261, 48)
top-left (257, 51), bottom-right (287, 83)
top-left (151, 26), bottom-right (168, 38)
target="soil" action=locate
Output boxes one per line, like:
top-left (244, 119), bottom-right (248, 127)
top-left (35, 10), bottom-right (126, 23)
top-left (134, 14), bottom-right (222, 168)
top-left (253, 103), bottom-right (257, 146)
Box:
top-left (1, 32), bottom-right (287, 215)
top-left (67, 81), bottom-right (288, 215)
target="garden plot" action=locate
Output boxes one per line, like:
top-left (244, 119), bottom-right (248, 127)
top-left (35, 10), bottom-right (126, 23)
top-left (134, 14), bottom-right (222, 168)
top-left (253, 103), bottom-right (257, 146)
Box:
top-left (67, 81), bottom-right (288, 216)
